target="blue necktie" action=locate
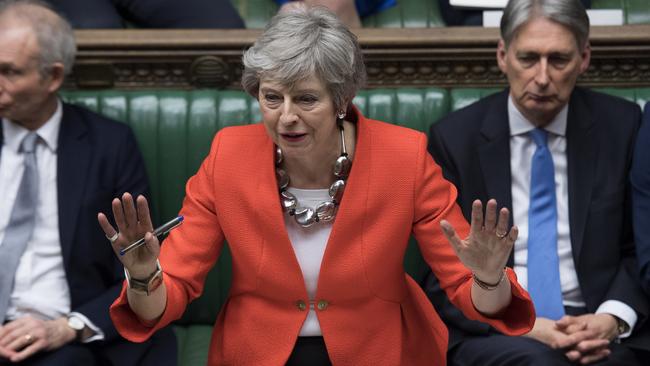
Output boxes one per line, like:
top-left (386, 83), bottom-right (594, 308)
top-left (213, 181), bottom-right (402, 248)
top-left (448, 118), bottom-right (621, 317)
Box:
top-left (527, 128), bottom-right (564, 320)
top-left (0, 132), bottom-right (39, 323)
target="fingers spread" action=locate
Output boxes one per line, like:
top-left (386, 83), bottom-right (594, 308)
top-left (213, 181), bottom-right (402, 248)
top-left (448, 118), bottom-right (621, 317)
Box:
top-left (483, 199), bottom-right (498, 231)
top-left (121, 192), bottom-right (138, 228)
top-left (136, 195), bottom-right (153, 230)
top-left (97, 213), bottom-right (117, 238)
top-left (469, 200), bottom-right (484, 236)
top-left (441, 220), bottom-right (464, 254)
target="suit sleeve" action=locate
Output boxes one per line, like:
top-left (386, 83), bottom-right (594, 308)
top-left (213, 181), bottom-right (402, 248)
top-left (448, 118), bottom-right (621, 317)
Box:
top-left (605, 104), bottom-right (649, 326)
top-left (110, 130), bottom-right (227, 342)
top-left (71, 126), bottom-right (150, 342)
top-left (411, 132), bottom-right (534, 336)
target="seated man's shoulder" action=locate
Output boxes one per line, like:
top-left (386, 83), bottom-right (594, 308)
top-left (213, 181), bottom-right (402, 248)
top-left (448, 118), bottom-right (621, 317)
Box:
top-left (575, 87), bottom-right (641, 130)
top-left (434, 89), bottom-right (507, 133)
top-left (62, 102), bottom-right (133, 135)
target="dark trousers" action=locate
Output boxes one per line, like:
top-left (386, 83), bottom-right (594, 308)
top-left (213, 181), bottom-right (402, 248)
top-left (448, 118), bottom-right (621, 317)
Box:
top-left (45, 0), bottom-right (245, 28)
top-left (285, 336), bottom-right (332, 366)
top-left (448, 307), bottom-right (642, 366)
top-left (448, 334), bottom-right (642, 366)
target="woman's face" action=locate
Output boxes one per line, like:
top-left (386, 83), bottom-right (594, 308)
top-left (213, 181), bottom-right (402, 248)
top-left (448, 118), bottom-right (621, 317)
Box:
top-left (259, 75), bottom-right (339, 162)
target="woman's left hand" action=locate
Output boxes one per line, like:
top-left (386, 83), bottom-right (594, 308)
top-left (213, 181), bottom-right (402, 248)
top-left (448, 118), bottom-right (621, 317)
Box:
top-left (441, 199), bottom-right (518, 284)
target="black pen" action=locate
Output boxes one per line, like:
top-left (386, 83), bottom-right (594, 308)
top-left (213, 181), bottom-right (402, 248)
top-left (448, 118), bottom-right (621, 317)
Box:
top-left (119, 216), bottom-right (184, 256)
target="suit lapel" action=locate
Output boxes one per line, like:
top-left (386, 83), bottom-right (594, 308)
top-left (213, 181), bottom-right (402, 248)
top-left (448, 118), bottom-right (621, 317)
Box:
top-left (254, 135), bottom-right (309, 284)
top-left (566, 90), bottom-right (596, 262)
top-left (478, 91), bottom-right (514, 265)
top-left (57, 104), bottom-right (91, 262)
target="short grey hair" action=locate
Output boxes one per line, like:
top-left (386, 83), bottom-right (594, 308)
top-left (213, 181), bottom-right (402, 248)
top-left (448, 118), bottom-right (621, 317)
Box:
top-left (501, 0), bottom-right (590, 49)
top-left (0, 0), bottom-right (76, 76)
top-left (242, 6), bottom-right (366, 112)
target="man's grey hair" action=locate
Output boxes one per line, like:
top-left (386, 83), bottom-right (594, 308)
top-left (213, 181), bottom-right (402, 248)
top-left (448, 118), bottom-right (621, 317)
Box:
top-left (242, 6), bottom-right (366, 112)
top-left (500, 0), bottom-right (590, 49)
top-left (0, 0), bottom-right (76, 76)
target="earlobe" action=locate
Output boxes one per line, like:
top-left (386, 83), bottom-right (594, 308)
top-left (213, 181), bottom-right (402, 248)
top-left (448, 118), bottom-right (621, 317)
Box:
top-left (47, 63), bottom-right (65, 93)
top-left (579, 44), bottom-right (592, 74)
top-left (496, 40), bottom-right (508, 73)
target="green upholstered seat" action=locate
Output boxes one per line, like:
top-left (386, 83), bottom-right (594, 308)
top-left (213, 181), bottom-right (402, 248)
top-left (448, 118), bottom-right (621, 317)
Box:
top-left (61, 86), bottom-right (650, 365)
top-left (230, 0), bottom-right (650, 28)
top-left (592, 0), bottom-right (650, 25)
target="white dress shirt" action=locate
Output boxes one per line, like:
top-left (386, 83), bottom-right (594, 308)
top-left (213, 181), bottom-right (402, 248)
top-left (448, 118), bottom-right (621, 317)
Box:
top-left (0, 101), bottom-right (103, 342)
top-left (508, 96), bottom-right (636, 337)
top-left (284, 187), bottom-right (332, 336)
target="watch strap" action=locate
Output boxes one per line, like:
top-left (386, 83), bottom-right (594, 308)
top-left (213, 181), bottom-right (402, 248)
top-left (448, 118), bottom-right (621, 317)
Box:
top-left (125, 260), bottom-right (163, 296)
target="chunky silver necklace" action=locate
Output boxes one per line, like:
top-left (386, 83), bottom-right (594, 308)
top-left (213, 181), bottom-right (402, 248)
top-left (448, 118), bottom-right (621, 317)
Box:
top-left (275, 118), bottom-right (352, 227)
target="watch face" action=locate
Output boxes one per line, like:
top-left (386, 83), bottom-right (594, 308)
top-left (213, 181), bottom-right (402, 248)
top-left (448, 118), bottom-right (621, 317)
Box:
top-left (68, 316), bottom-right (85, 331)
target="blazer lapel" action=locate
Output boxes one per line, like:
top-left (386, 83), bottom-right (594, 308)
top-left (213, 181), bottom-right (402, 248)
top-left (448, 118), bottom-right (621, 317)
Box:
top-left (57, 104), bottom-right (91, 262)
top-left (477, 91), bottom-right (514, 265)
top-left (254, 135), bottom-right (308, 284)
top-left (566, 90), bottom-right (596, 262)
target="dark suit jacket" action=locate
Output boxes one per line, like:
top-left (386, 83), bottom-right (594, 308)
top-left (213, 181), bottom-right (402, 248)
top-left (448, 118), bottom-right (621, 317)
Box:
top-left (632, 102), bottom-right (650, 295)
top-left (0, 102), bottom-right (176, 365)
top-left (423, 87), bottom-right (650, 352)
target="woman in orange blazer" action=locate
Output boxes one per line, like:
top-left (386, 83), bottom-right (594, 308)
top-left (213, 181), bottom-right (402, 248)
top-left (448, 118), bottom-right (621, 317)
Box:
top-left (99, 7), bottom-right (535, 366)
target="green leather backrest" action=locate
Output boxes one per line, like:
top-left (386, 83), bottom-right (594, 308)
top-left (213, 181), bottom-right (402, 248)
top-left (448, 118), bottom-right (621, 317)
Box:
top-left (230, 0), bottom-right (650, 28)
top-left (592, 0), bottom-right (650, 24)
top-left (61, 86), bottom-right (650, 328)
top-left (231, 0), bottom-right (447, 28)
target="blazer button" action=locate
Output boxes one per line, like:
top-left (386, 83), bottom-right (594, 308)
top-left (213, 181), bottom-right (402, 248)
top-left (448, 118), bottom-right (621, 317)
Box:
top-left (317, 300), bottom-right (329, 311)
top-left (296, 300), bottom-right (307, 311)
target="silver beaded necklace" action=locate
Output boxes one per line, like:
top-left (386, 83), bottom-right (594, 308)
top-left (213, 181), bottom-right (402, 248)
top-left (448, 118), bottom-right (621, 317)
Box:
top-left (275, 116), bottom-right (352, 227)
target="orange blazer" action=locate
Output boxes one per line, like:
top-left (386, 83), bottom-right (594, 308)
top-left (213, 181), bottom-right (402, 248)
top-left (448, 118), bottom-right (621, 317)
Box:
top-left (111, 110), bottom-right (534, 365)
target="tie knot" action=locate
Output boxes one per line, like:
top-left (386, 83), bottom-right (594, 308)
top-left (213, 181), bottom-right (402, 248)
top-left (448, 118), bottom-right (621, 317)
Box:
top-left (20, 132), bottom-right (38, 153)
top-left (529, 128), bottom-right (548, 147)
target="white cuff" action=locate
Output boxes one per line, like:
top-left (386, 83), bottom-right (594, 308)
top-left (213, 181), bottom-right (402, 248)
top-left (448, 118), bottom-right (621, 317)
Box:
top-left (69, 312), bottom-right (105, 343)
top-left (595, 300), bottom-right (637, 339)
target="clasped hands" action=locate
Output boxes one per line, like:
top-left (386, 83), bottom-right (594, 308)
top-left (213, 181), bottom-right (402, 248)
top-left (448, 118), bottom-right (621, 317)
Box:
top-left (526, 314), bottom-right (619, 364)
top-left (441, 199), bottom-right (517, 284)
top-left (0, 316), bottom-right (75, 363)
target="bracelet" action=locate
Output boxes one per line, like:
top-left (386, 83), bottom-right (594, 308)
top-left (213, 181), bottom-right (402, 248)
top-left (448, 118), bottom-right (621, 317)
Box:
top-left (472, 269), bottom-right (506, 291)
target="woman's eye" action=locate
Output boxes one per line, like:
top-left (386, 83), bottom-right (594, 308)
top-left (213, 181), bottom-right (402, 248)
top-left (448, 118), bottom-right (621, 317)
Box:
top-left (264, 94), bottom-right (281, 103)
top-left (299, 95), bottom-right (317, 104)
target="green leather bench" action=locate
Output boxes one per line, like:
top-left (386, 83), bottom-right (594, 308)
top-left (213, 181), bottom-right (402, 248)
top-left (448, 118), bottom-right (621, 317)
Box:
top-left (231, 0), bottom-right (650, 28)
top-left (61, 86), bottom-right (650, 365)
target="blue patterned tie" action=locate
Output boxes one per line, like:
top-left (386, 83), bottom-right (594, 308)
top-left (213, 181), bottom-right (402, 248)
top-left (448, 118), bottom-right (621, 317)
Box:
top-left (527, 128), bottom-right (564, 320)
top-left (0, 132), bottom-right (39, 323)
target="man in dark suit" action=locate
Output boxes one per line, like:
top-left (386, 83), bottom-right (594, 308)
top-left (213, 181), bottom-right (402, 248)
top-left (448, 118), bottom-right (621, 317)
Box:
top-left (423, 0), bottom-right (649, 365)
top-left (0, 1), bottom-right (175, 365)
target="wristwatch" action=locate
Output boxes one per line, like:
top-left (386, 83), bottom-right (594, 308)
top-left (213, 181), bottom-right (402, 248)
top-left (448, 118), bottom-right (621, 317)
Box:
top-left (615, 316), bottom-right (630, 336)
top-left (67, 315), bottom-right (86, 342)
top-left (125, 260), bottom-right (164, 296)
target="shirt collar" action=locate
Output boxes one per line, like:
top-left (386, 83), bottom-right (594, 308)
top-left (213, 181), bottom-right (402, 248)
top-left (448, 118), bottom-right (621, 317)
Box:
top-left (508, 95), bottom-right (567, 138)
top-left (2, 99), bottom-right (62, 153)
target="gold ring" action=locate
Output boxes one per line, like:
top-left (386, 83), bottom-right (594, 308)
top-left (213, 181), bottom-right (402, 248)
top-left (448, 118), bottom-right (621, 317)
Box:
top-left (24, 334), bottom-right (33, 343)
top-left (496, 231), bottom-right (508, 239)
top-left (106, 232), bottom-right (119, 243)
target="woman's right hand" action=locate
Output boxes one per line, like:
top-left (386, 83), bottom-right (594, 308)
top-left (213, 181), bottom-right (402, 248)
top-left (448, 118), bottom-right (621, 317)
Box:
top-left (98, 193), bottom-right (160, 278)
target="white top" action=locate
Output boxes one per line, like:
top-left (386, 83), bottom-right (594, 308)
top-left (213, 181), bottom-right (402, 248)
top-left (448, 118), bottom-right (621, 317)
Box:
top-left (0, 101), bottom-right (102, 342)
top-left (284, 187), bottom-right (333, 336)
top-left (508, 96), bottom-right (636, 336)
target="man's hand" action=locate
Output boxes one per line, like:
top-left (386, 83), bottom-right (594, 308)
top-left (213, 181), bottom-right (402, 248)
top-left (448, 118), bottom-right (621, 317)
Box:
top-left (525, 316), bottom-right (613, 365)
top-left (0, 316), bottom-right (75, 362)
top-left (556, 314), bottom-right (617, 364)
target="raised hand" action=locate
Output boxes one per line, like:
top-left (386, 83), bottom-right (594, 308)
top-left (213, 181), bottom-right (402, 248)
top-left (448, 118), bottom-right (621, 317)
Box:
top-left (97, 193), bottom-right (159, 278)
top-left (441, 199), bottom-right (518, 284)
